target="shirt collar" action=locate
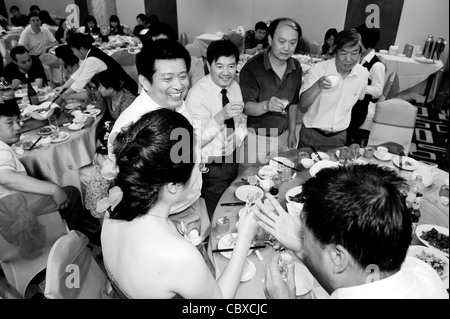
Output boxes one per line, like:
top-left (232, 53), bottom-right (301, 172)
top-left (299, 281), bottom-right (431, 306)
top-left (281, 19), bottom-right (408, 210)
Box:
top-left (141, 88), bottom-right (185, 113)
top-left (29, 26), bottom-right (42, 35)
top-left (331, 58), bottom-right (359, 79)
top-left (361, 49), bottom-right (375, 65)
top-left (206, 75), bottom-right (233, 97)
top-left (263, 48), bottom-right (297, 73)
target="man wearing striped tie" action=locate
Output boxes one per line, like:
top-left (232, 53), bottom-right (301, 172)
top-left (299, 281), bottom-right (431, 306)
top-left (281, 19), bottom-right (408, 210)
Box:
top-left (186, 39), bottom-right (247, 219)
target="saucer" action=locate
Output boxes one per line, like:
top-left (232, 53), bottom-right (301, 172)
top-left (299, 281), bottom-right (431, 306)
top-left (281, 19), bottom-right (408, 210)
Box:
top-left (68, 123), bottom-right (84, 131)
top-left (373, 151), bottom-right (394, 162)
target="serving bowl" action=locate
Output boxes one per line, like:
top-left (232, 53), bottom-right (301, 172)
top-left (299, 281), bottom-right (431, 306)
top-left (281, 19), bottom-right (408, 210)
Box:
top-left (23, 102), bottom-right (61, 121)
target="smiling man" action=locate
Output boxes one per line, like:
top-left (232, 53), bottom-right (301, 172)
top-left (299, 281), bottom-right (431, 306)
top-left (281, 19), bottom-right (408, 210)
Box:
top-left (186, 39), bottom-right (247, 218)
top-left (298, 28), bottom-right (369, 148)
top-left (240, 17), bottom-right (303, 166)
top-left (107, 38), bottom-right (210, 241)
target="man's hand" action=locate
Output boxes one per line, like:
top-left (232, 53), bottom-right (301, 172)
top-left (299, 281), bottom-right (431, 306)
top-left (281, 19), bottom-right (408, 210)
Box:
top-left (264, 254), bottom-right (296, 299)
top-left (11, 79), bottom-right (22, 90)
top-left (317, 76), bottom-right (332, 90)
top-left (52, 186), bottom-right (70, 210)
top-left (220, 101), bottom-right (244, 122)
top-left (267, 97), bottom-right (288, 113)
top-left (287, 132), bottom-right (297, 149)
top-left (254, 194), bottom-right (303, 253)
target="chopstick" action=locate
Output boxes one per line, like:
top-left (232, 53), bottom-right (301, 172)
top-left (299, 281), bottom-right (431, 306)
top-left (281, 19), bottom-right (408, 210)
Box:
top-left (270, 158), bottom-right (302, 173)
top-left (220, 202), bottom-right (245, 206)
top-left (28, 136), bottom-right (43, 151)
top-left (310, 146), bottom-right (322, 161)
top-left (212, 244), bottom-right (266, 253)
top-left (47, 87), bottom-right (67, 110)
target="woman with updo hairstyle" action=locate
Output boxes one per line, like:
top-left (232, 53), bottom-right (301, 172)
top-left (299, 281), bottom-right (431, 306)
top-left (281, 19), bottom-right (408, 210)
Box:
top-left (100, 109), bottom-right (259, 299)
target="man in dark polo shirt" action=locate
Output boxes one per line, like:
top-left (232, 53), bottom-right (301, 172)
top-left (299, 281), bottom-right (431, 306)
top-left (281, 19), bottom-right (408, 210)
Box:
top-left (4, 46), bottom-right (47, 89)
top-left (239, 17), bottom-right (302, 165)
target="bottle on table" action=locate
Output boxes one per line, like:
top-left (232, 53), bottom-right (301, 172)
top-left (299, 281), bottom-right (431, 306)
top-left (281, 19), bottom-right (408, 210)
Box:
top-left (1, 81), bottom-right (17, 107)
top-left (25, 74), bottom-right (40, 105)
top-left (423, 34), bottom-right (434, 59)
top-left (406, 175), bottom-right (425, 233)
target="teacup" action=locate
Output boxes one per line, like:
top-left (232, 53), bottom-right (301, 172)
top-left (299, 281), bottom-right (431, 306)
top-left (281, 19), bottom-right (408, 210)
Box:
top-left (326, 75), bottom-right (340, 88)
top-left (376, 146), bottom-right (388, 158)
top-left (261, 165), bottom-right (277, 178)
top-left (301, 158), bottom-right (314, 169)
top-left (259, 179), bottom-right (274, 192)
top-left (73, 114), bottom-right (87, 124)
top-left (363, 146), bottom-right (374, 158)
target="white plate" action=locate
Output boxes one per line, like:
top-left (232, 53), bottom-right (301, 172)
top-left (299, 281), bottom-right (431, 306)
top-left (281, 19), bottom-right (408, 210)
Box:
top-left (408, 245), bottom-right (449, 286)
top-left (65, 102), bottom-right (81, 110)
top-left (68, 123), bottom-right (84, 131)
top-left (50, 131), bottom-right (70, 143)
top-left (235, 185), bottom-right (264, 202)
top-left (240, 259), bottom-right (256, 282)
top-left (37, 126), bottom-right (53, 136)
top-left (415, 224), bottom-right (449, 257)
top-left (269, 157), bottom-right (294, 171)
top-left (392, 156), bottom-right (418, 171)
top-left (218, 233), bottom-right (252, 258)
top-left (294, 262), bottom-right (315, 296)
top-left (373, 150), bottom-right (394, 162)
top-left (311, 152), bottom-right (330, 161)
top-left (309, 160), bottom-right (339, 177)
top-left (286, 186), bottom-right (303, 203)
top-left (83, 109), bottom-right (101, 116)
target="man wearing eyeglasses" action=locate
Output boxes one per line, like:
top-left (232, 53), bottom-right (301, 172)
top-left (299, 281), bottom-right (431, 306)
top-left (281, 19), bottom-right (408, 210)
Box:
top-left (298, 28), bottom-right (369, 148)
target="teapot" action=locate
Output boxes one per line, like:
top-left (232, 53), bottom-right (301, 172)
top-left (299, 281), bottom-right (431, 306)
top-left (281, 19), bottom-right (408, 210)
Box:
top-left (411, 168), bottom-right (438, 188)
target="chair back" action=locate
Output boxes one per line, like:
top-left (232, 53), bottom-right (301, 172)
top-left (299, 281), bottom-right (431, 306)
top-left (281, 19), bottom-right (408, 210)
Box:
top-left (185, 43), bottom-right (202, 58)
top-left (379, 71), bottom-right (399, 102)
top-left (0, 211), bottom-right (67, 297)
top-left (44, 230), bottom-right (110, 299)
top-left (367, 99), bottom-right (417, 155)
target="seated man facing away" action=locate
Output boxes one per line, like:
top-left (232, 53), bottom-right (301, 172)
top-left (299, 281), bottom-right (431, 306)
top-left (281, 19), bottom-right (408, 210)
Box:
top-left (18, 11), bottom-right (58, 57)
top-left (298, 28), bottom-right (368, 148)
top-left (4, 46), bottom-right (47, 89)
top-left (0, 103), bottom-right (84, 232)
top-left (244, 21), bottom-right (269, 55)
top-left (255, 164), bottom-right (448, 299)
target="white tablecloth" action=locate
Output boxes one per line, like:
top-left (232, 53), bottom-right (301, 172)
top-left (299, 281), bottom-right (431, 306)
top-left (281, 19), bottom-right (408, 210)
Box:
top-left (193, 33), bottom-right (223, 57)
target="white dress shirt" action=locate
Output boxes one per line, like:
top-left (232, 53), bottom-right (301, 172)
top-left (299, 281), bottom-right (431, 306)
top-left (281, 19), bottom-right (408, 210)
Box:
top-left (331, 256), bottom-right (448, 299)
top-left (107, 90), bottom-right (202, 214)
top-left (301, 58), bottom-right (369, 132)
top-left (185, 75), bottom-right (247, 158)
top-left (361, 50), bottom-right (386, 99)
top-left (69, 49), bottom-right (107, 92)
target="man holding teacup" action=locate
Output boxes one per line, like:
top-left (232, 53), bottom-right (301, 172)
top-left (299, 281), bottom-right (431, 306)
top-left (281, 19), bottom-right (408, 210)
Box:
top-left (298, 28), bottom-right (369, 148)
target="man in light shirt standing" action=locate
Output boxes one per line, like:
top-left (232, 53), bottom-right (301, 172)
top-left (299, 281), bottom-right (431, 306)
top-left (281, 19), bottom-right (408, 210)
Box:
top-left (186, 39), bottom-right (247, 218)
top-left (298, 28), bottom-right (369, 148)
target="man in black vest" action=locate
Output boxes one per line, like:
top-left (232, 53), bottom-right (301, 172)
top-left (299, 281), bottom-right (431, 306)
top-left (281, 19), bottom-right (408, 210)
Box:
top-left (346, 24), bottom-right (385, 145)
top-left (61, 33), bottom-right (138, 97)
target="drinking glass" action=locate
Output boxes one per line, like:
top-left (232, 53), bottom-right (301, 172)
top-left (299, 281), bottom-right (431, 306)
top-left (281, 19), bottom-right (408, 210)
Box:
top-left (280, 98), bottom-right (289, 115)
top-left (48, 115), bottom-right (59, 138)
top-left (281, 159), bottom-right (292, 181)
top-left (199, 154), bottom-right (209, 173)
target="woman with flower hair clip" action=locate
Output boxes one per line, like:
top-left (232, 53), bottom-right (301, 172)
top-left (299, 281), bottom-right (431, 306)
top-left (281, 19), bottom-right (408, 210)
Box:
top-left (100, 109), bottom-right (259, 299)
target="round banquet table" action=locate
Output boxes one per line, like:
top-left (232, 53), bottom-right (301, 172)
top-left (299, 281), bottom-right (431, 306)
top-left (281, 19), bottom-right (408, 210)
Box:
top-left (207, 147), bottom-right (449, 299)
top-left (16, 101), bottom-right (106, 188)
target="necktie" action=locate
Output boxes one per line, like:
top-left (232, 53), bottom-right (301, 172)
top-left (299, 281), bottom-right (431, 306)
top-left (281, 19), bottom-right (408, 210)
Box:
top-left (221, 88), bottom-right (236, 163)
top-left (221, 89), bottom-right (235, 131)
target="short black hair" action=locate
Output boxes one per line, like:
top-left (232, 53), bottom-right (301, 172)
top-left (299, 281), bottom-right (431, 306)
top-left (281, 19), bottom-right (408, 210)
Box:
top-left (268, 17), bottom-right (302, 40)
top-left (28, 11), bottom-right (40, 21)
top-left (147, 22), bottom-right (176, 41)
top-left (0, 102), bottom-right (20, 118)
top-left (10, 45), bottom-right (29, 62)
top-left (206, 39), bottom-right (239, 66)
top-left (98, 70), bottom-right (123, 91)
top-left (66, 33), bottom-right (94, 50)
top-left (335, 28), bottom-right (361, 52)
top-left (136, 13), bottom-right (146, 21)
top-left (356, 23), bottom-right (380, 50)
top-left (136, 38), bottom-right (191, 84)
top-left (255, 21), bottom-right (268, 32)
top-left (145, 14), bottom-right (159, 26)
top-left (55, 44), bottom-right (79, 67)
top-left (29, 5), bottom-right (40, 12)
top-left (10, 5), bottom-right (20, 13)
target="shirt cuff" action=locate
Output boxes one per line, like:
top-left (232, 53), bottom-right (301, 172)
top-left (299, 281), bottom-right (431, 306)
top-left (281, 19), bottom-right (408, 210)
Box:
top-left (235, 127), bottom-right (247, 147)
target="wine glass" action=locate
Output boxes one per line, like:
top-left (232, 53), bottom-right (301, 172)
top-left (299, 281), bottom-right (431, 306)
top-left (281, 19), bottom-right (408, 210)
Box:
top-left (280, 98), bottom-right (289, 115)
top-left (48, 115), bottom-right (59, 139)
top-left (199, 154), bottom-right (209, 173)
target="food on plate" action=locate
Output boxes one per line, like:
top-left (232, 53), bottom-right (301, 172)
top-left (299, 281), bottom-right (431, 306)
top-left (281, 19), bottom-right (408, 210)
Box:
top-left (420, 228), bottom-right (449, 254)
top-left (50, 132), bottom-right (61, 140)
top-left (20, 113), bottom-right (31, 121)
top-left (226, 234), bottom-right (237, 246)
top-left (37, 126), bottom-right (52, 135)
top-left (414, 250), bottom-right (447, 277)
top-left (289, 192), bottom-right (302, 203)
top-left (21, 141), bottom-right (34, 150)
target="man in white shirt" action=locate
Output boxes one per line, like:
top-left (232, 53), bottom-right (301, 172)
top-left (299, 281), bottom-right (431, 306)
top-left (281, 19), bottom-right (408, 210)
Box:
top-left (18, 11), bottom-right (58, 57)
top-left (299, 28), bottom-right (369, 148)
top-left (346, 24), bottom-right (386, 145)
top-left (255, 164), bottom-right (448, 299)
top-left (186, 39), bottom-right (247, 218)
top-left (106, 39), bottom-right (209, 240)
